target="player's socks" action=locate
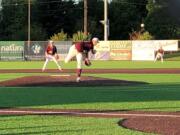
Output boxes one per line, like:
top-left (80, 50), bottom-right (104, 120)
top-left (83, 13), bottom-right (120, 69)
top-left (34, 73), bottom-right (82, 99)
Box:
top-left (76, 77), bottom-right (81, 82)
top-left (76, 69), bottom-right (82, 82)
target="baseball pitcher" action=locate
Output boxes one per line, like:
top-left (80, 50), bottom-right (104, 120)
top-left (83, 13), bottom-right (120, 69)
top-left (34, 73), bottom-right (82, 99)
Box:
top-left (65, 37), bottom-right (99, 82)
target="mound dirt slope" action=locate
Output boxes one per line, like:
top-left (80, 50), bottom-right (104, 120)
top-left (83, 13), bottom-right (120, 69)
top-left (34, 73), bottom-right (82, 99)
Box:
top-left (0, 75), bottom-right (145, 87)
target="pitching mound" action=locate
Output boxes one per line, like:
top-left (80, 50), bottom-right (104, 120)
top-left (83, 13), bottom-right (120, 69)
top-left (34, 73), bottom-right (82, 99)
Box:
top-left (0, 75), bottom-right (146, 87)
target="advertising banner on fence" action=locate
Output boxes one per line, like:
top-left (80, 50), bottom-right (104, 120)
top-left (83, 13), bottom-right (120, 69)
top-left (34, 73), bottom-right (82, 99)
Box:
top-left (153, 40), bottom-right (178, 51)
top-left (110, 41), bottom-right (132, 60)
top-left (54, 41), bottom-right (72, 60)
top-left (90, 41), bottom-right (110, 60)
top-left (132, 41), bottom-right (155, 61)
top-left (24, 41), bottom-right (72, 60)
top-left (0, 41), bottom-right (24, 60)
top-left (24, 41), bottom-right (47, 60)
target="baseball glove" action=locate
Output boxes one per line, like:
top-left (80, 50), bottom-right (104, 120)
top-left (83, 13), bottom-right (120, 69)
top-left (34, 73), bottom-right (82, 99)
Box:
top-left (84, 59), bottom-right (91, 66)
top-left (92, 49), bottom-right (97, 54)
top-left (55, 54), bottom-right (60, 61)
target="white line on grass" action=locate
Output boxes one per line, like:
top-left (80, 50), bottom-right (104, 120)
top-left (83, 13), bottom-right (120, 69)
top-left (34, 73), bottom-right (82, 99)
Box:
top-left (0, 110), bottom-right (180, 118)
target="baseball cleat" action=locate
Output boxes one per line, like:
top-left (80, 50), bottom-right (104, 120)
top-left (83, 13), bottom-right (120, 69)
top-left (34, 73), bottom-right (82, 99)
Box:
top-left (58, 67), bottom-right (63, 71)
top-left (76, 77), bottom-right (81, 82)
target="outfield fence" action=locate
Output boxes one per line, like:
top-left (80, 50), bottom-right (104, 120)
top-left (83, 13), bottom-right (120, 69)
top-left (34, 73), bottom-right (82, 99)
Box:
top-left (0, 41), bottom-right (24, 61)
top-left (0, 40), bottom-right (179, 61)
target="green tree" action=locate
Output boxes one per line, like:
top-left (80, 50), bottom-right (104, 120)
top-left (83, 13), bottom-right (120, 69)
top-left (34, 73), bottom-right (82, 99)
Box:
top-left (145, 0), bottom-right (180, 39)
top-left (109, 0), bottom-right (148, 39)
top-left (0, 0), bottom-right (27, 40)
top-left (87, 0), bottom-right (104, 39)
top-left (0, 0), bottom-right (47, 40)
top-left (130, 30), bottom-right (154, 40)
top-left (50, 30), bottom-right (68, 41)
top-left (73, 0), bottom-right (104, 39)
top-left (72, 31), bottom-right (91, 42)
top-left (35, 0), bottom-right (77, 38)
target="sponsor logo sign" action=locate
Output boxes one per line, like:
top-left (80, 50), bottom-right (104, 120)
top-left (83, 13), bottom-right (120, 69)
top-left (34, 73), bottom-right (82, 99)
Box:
top-left (132, 41), bottom-right (155, 61)
top-left (91, 41), bottom-right (110, 60)
top-left (110, 41), bottom-right (132, 60)
top-left (0, 41), bottom-right (24, 60)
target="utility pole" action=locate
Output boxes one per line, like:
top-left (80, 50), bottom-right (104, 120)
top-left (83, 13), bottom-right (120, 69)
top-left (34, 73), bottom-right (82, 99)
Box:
top-left (28, 0), bottom-right (31, 45)
top-left (84, 0), bottom-right (88, 35)
top-left (104, 0), bottom-right (108, 41)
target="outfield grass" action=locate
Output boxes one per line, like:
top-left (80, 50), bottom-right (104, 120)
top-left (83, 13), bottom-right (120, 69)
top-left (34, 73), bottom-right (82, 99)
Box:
top-left (0, 61), bottom-right (179, 135)
top-left (90, 74), bottom-right (180, 84)
top-left (0, 60), bottom-right (180, 69)
top-left (0, 73), bottom-right (30, 82)
top-left (0, 83), bottom-right (180, 111)
top-left (0, 73), bottom-right (180, 111)
top-left (164, 51), bottom-right (180, 61)
top-left (0, 75), bottom-right (179, 134)
top-left (0, 73), bottom-right (53, 82)
top-left (0, 116), bottom-right (149, 135)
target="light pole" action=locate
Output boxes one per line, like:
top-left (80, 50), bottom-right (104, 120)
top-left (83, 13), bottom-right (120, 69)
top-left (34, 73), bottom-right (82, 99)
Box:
top-left (84, 0), bottom-right (88, 35)
top-left (28, 0), bottom-right (31, 45)
top-left (104, 0), bottom-right (108, 41)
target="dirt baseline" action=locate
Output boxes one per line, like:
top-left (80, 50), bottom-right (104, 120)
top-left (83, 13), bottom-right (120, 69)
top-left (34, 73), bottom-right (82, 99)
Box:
top-left (0, 108), bottom-right (180, 135)
top-left (1, 68), bottom-right (180, 74)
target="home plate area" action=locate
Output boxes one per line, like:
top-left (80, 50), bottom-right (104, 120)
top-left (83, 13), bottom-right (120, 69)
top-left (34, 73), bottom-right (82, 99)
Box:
top-left (0, 75), bottom-right (145, 87)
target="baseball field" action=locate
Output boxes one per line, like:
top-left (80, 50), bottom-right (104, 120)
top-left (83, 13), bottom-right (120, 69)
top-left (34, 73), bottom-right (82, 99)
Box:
top-left (0, 60), bottom-right (180, 135)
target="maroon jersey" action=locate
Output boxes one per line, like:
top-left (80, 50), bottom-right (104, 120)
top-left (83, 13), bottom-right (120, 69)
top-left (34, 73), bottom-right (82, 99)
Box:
top-left (46, 45), bottom-right (57, 55)
top-left (157, 48), bottom-right (164, 54)
top-left (75, 41), bottom-right (94, 53)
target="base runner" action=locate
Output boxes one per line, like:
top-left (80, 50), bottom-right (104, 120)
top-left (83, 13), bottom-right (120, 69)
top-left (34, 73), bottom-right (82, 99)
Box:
top-left (65, 37), bottom-right (99, 82)
top-left (42, 40), bottom-right (62, 71)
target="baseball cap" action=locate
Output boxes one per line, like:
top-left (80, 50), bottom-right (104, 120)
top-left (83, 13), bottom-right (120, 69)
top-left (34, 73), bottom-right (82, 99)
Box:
top-left (48, 40), bottom-right (54, 44)
top-left (92, 37), bottom-right (99, 43)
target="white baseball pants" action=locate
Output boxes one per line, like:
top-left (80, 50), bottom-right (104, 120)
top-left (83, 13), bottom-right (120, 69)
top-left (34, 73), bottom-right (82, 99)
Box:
top-left (154, 53), bottom-right (163, 63)
top-left (65, 45), bottom-right (83, 69)
top-left (42, 54), bottom-right (62, 70)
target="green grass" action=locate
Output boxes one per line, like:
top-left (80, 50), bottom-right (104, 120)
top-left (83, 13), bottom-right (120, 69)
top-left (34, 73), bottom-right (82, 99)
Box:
top-left (0, 73), bottom-right (30, 82)
top-left (0, 73), bottom-right (62, 82)
top-left (0, 73), bottom-right (180, 111)
top-left (0, 82), bottom-right (179, 135)
top-left (164, 51), bottom-right (180, 61)
top-left (1, 60), bottom-right (180, 69)
top-left (0, 71), bottom-right (179, 134)
top-left (0, 116), bottom-right (149, 135)
top-left (0, 84), bottom-right (180, 111)
top-left (90, 74), bottom-right (180, 84)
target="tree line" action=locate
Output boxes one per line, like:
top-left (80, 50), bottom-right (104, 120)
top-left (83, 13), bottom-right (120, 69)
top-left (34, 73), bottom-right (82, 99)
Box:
top-left (0, 0), bottom-right (179, 41)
